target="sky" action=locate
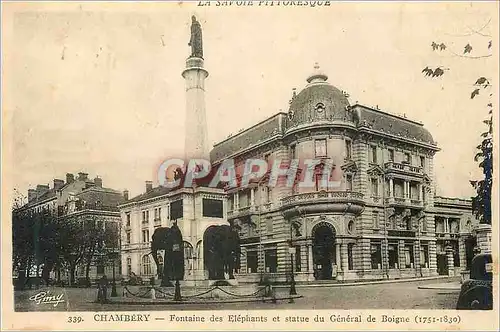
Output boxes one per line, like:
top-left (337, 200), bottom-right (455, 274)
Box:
top-left (3, 1), bottom-right (498, 200)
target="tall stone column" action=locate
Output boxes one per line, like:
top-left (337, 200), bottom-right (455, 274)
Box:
top-left (459, 237), bottom-right (467, 270)
top-left (428, 240), bottom-right (438, 275)
top-left (341, 243), bottom-right (348, 271)
top-left (389, 178), bottom-right (394, 197)
top-left (182, 56), bottom-right (209, 161)
top-left (475, 224), bottom-right (492, 254)
top-left (446, 245), bottom-right (454, 276)
top-left (307, 243), bottom-right (314, 280)
top-left (335, 243), bottom-right (342, 271)
top-left (250, 188), bottom-right (255, 206)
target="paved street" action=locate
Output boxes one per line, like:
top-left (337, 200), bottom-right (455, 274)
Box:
top-left (14, 278), bottom-right (460, 311)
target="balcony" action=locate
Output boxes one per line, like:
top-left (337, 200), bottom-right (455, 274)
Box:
top-left (387, 229), bottom-right (416, 238)
top-left (281, 190), bottom-right (365, 217)
top-left (435, 232), bottom-right (460, 239)
top-left (228, 205), bottom-right (257, 218)
top-left (384, 162), bottom-right (423, 176)
top-left (385, 197), bottom-right (424, 208)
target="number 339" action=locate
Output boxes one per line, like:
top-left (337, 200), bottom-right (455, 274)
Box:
top-left (68, 316), bottom-right (83, 323)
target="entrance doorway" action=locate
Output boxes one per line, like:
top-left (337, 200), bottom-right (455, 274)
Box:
top-left (312, 222), bottom-right (336, 280)
top-left (437, 254), bottom-right (448, 275)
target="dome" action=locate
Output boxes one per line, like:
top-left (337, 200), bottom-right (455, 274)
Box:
top-left (287, 64), bottom-right (352, 128)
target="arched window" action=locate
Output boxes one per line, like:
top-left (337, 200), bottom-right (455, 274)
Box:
top-left (196, 241), bottom-right (203, 270)
top-left (184, 241), bottom-right (193, 259)
top-left (126, 257), bottom-right (132, 276)
top-left (142, 255), bottom-right (151, 275)
top-left (184, 242), bottom-right (194, 274)
top-left (157, 255), bottom-right (164, 276)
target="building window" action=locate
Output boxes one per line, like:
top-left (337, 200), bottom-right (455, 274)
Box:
top-left (404, 244), bottom-right (414, 268)
top-left (142, 229), bottom-right (150, 243)
top-left (347, 244), bottom-right (354, 270)
top-left (142, 255), bottom-right (151, 275)
top-left (421, 218), bottom-right (427, 232)
top-left (202, 198), bottom-right (224, 218)
top-left (370, 145), bottom-right (377, 163)
top-left (264, 248), bottom-right (278, 273)
top-left (420, 156), bottom-right (425, 168)
top-left (157, 256), bottom-right (164, 276)
top-left (315, 139), bottom-right (327, 158)
top-left (388, 149), bottom-right (394, 162)
top-left (142, 210), bottom-right (149, 224)
top-left (154, 207), bottom-right (161, 222)
top-left (126, 231), bottom-right (131, 244)
top-left (97, 264), bottom-right (105, 274)
top-left (388, 243), bottom-right (399, 269)
top-left (126, 257), bottom-right (132, 276)
top-left (170, 199), bottom-right (183, 220)
top-left (246, 248), bottom-right (258, 273)
top-left (370, 242), bottom-right (382, 269)
top-left (404, 152), bottom-right (411, 164)
top-left (420, 244), bottom-right (429, 268)
top-left (345, 174), bottom-right (353, 191)
top-left (294, 245), bottom-right (301, 272)
top-left (266, 219), bottom-right (273, 234)
top-left (345, 140), bottom-right (352, 160)
top-left (290, 145), bottom-right (296, 159)
top-left (372, 211), bottom-right (379, 228)
top-left (126, 213), bottom-right (131, 227)
top-left (371, 178), bottom-right (379, 196)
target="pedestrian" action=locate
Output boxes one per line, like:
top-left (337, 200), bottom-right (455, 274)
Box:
top-left (98, 275), bottom-right (109, 304)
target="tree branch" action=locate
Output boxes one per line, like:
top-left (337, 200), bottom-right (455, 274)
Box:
top-left (445, 18), bottom-right (492, 37)
top-left (449, 50), bottom-right (492, 59)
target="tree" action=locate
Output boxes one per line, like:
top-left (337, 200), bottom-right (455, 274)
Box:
top-left (422, 18), bottom-right (493, 225)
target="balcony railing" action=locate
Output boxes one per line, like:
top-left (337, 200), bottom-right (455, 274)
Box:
top-left (388, 229), bottom-right (416, 237)
top-left (435, 231), bottom-right (460, 239)
top-left (385, 197), bottom-right (423, 208)
top-left (384, 162), bottom-right (423, 175)
top-left (281, 190), bottom-right (364, 206)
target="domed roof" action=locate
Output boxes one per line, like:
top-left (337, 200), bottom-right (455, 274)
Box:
top-left (287, 64), bottom-right (352, 128)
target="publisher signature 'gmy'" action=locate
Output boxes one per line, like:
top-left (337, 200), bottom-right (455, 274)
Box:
top-left (29, 291), bottom-right (65, 307)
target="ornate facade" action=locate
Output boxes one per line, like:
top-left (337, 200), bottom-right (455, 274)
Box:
top-left (209, 65), bottom-right (482, 282)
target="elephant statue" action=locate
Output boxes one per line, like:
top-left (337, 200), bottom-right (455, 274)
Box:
top-left (203, 225), bottom-right (240, 280)
top-left (151, 223), bottom-right (184, 287)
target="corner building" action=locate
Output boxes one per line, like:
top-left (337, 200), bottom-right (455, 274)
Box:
top-left (210, 65), bottom-right (480, 282)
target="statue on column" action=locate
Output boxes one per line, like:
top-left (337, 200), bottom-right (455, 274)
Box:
top-left (189, 15), bottom-right (203, 58)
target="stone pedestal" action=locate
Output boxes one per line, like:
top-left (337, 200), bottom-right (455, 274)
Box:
top-left (475, 224), bottom-right (492, 254)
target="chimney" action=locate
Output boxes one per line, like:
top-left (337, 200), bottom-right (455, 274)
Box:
top-left (53, 179), bottom-right (65, 190)
top-left (36, 184), bottom-right (49, 197)
top-left (145, 181), bottom-right (153, 192)
top-left (78, 172), bottom-right (88, 181)
top-left (123, 190), bottom-right (129, 201)
top-left (28, 189), bottom-right (37, 202)
top-left (94, 177), bottom-right (102, 187)
top-left (66, 173), bottom-right (75, 184)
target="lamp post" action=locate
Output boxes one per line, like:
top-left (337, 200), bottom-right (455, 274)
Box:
top-left (288, 245), bottom-right (297, 296)
top-left (173, 242), bottom-right (182, 301)
top-left (111, 251), bottom-right (118, 297)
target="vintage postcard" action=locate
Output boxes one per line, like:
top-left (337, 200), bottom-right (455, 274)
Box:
top-left (2, 1), bottom-right (499, 331)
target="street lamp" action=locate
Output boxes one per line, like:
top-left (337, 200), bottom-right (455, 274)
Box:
top-left (288, 244), bottom-right (297, 296)
top-left (172, 242), bottom-right (182, 301)
top-left (110, 251), bottom-right (118, 297)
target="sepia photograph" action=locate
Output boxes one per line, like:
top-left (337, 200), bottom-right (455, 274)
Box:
top-left (1, 1), bottom-right (499, 330)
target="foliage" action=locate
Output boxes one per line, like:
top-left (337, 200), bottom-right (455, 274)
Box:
top-left (12, 196), bottom-right (120, 288)
top-left (422, 19), bottom-right (493, 225)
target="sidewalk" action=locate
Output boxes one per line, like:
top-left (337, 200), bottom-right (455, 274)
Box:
top-left (274, 275), bottom-right (458, 288)
top-left (417, 282), bottom-right (461, 291)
